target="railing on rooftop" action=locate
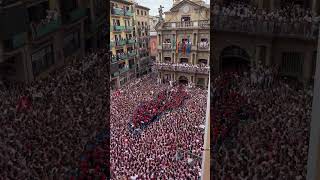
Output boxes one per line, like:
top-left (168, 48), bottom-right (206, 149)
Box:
top-left (213, 15), bottom-right (319, 40)
top-left (162, 20), bottom-right (210, 29)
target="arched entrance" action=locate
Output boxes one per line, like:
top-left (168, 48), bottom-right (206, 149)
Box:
top-left (178, 76), bottom-right (188, 85)
top-left (220, 46), bottom-right (250, 73)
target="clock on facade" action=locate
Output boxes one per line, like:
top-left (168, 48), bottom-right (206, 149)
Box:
top-left (183, 5), bottom-right (190, 13)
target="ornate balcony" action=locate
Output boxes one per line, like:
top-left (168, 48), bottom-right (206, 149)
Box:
top-left (162, 20), bottom-right (210, 30)
top-left (154, 63), bottom-right (209, 75)
top-left (213, 15), bottom-right (319, 39)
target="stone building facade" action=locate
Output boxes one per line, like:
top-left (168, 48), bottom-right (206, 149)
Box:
top-left (155, 0), bottom-right (210, 88)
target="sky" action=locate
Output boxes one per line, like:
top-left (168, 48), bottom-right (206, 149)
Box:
top-left (134, 0), bottom-right (210, 16)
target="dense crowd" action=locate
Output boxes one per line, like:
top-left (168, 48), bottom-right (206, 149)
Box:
top-left (212, 1), bottom-right (320, 36)
top-left (0, 49), bottom-right (108, 179)
top-left (130, 85), bottom-right (189, 129)
top-left (110, 74), bottom-right (207, 179)
top-left (211, 64), bottom-right (312, 179)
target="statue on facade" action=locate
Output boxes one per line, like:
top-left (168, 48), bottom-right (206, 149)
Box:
top-left (158, 5), bottom-right (164, 21)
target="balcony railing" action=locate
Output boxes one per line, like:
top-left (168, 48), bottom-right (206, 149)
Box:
top-left (127, 39), bottom-right (135, 44)
top-left (154, 63), bottom-right (210, 75)
top-left (124, 26), bottom-right (133, 32)
top-left (31, 19), bottom-right (61, 39)
top-left (112, 56), bottom-right (118, 63)
top-left (65, 8), bottom-right (87, 24)
top-left (162, 43), bottom-right (175, 50)
top-left (128, 51), bottom-right (136, 57)
top-left (119, 67), bottom-right (129, 74)
top-left (111, 7), bottom-right (124, 16)
top-left (162, 20), bottom-right (210, 29)
top-left (116, 40), bottom-right (127, 46)
top-left (124, 10), bottom-right (133, 16)
top-left (118, 53), bottom-right (128, 60)
top-left (113, 26), bottom-right (125, 32)
top-left (198, 42), bottom-right (210, 50)
top-left (213, 15), bottom-right (319, 39)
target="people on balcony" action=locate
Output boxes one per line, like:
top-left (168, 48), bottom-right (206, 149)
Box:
top-left (155, 62), bottom-right (209, 74)
top-left (199, 39), bottom-right (209, 49)
top-left (212, 1), bottom-right (320, 37)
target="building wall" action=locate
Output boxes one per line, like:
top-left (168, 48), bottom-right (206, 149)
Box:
top-left (156, 0), bottom-right (210, 88)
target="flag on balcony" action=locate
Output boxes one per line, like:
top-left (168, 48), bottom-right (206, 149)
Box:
top-left (176, 35), bottom-right (179, 54)
top-left (186, 38), bottom-right (191, 56)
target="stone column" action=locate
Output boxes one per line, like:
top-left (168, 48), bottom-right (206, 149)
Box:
top-left (312, 0), bottom-right (319, 15)
top-left (307, 27), bottom-right (320, 180)
top-left (270, 0), bottom-right (275, 10)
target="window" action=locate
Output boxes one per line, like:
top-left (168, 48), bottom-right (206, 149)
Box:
top-left (31, 45), bottom-right (54, 76)
top-left (142, 22), bottom-right (144, 26)
top-left (145, 11), bottom-right (147, 16)
top-left (138, 21), bottom-right (140, 26)
top-left (137, 9), bottom-right (139, 15)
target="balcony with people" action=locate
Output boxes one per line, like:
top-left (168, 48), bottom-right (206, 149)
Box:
top-left (198, 38), bottom-right (210, 51)
top-left (212, 1), bottom-right (320, 39)
top-left (154, 62), bottom-right (210, 75)
top-left (162, 38), bottom-right (175, 50)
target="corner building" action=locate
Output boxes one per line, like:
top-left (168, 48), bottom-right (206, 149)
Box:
top-left (155, 0), bottom-right (210, 88)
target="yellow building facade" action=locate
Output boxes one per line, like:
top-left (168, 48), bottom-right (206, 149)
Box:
top-left (134, 4), bottom-right (151, 76)
top-left (110, 0), bottom-right (136, 89)
top-left (155, 0), bottom-right (210, 88)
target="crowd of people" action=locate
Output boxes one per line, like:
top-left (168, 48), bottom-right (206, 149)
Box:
top-left (212, 1), bottom-right (320, 37)
top-left (111, 74), bottom-right (208, 179)
top-left (211, 64), bottom-right (312, 179)
top-left (155, 62), bottom-right (210, 74)
top-left (0, 49), bottom-right (108, 179)
top-left (130, 85), bottom-right (189, 129)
